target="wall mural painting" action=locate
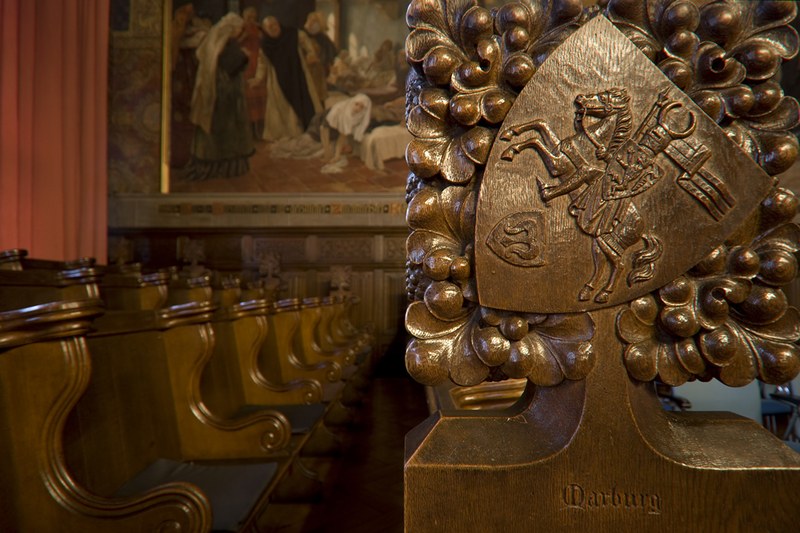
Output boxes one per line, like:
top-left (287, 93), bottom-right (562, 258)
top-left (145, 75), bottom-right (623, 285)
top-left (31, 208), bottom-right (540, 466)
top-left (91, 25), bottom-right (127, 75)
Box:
top-left (164, 0), bottom-right (412, 194)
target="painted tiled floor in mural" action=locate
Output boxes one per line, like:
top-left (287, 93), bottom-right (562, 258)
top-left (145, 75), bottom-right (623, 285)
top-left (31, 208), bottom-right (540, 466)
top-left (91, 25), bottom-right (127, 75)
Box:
top-left (170, 141), bottom-right (408, 194)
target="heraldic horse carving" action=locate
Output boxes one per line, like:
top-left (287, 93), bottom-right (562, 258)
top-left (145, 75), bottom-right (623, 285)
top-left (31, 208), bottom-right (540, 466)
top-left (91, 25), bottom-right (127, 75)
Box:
top-left (500, 88), bottom-right (696, 304)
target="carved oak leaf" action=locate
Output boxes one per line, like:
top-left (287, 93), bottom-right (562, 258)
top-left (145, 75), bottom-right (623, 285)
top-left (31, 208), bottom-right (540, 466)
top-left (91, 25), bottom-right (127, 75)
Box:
top-left (407, 185), bottom-right (476, 302)
top-left (406, 1), bottom-right (513, 184)
top-left (519, 0), bottom-right (587, 68)
top-left (605, 0), bottom-right (668, 59)
top-left (618, 188), bottom-right (800, 386)
top-left (407, 0), bottom-right (496, 89)
top-left (406, 87), bottom-right (494, 184)
top-left (606, 0), bottom-right (800, 175)
top-left (408, 0), bottom-right (520, 94)
top-left (697, 0), bottom-right (798, 81)
top-left (406, 300), bottom-right (595, 387)
top-left (724, 88), bottom-right (800, 175)
top-left (406, 303), bottom-right (487, 386)
top-left (406, 1), bottom-right (588, 186)
top-left (696, 0), bottom-right (800, 174)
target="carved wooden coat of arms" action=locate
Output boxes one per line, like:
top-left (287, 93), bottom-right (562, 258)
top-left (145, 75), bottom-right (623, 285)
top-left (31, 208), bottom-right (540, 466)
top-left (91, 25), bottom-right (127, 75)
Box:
top-left (477, 14), bottom-right (771, 313)
top-left (404, 0), bottom-right (800, 530)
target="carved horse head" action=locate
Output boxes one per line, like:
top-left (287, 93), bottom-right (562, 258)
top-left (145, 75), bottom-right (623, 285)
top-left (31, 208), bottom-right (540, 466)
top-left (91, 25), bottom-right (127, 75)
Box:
top-left (575, 88), bottom-right (630, 118)
top-left (574, 88), bottom-right (632, 161)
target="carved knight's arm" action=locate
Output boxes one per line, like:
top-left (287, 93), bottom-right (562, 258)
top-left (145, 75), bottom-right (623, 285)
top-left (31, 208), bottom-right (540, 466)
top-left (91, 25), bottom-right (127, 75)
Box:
top-left (539, 167), bottom-right (601, 202)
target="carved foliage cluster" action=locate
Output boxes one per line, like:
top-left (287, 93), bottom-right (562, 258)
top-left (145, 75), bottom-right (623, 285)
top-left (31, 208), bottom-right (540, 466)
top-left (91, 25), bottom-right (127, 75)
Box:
top-left (405, 0), bottom-right (597, 389)
top-left (405, 0), bottom-right (800, 388)
top-left (405, 185), bottom-right (595, 386)
top-left (406, 0), bottom-right (589, 185)
top-left (606, 0), bottom-right (800, 175)
top-left (603, 0), bottom-right (800, 385)
top-left (618, 187), bottom-right (800, 386)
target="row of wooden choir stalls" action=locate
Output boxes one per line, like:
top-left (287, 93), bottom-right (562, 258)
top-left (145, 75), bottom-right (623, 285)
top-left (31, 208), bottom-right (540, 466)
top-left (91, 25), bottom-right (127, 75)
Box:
top-left (0, 248), bottom-right (377, 532)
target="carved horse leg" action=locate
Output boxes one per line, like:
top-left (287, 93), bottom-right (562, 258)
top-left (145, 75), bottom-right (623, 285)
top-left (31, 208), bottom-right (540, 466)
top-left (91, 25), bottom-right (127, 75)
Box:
top-left (501, 139), bottom-right (535, 161)
top-left (501, 138), bottom-right (570, 177)
top-left (528, 121), bottom-right (562, 150)
top-left (594, 237), bottom-right (624, 303)
top-left (593, 205), bottom-right (645, 303)
top-left (579, 237), bottom-right (623, 304)
top-left (580, 240), bottom-right (611, 301)
top-left (499, 119), bottom-right (549, 141)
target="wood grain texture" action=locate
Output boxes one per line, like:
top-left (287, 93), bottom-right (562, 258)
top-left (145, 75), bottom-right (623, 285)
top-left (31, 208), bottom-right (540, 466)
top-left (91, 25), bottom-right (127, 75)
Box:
top-left (405, 309), bottom-right (800, 532)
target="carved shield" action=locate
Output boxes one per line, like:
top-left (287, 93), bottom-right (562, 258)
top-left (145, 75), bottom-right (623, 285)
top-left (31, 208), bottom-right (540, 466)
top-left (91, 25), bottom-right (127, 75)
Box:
top-left (475, 16), bottom-right (773, 314)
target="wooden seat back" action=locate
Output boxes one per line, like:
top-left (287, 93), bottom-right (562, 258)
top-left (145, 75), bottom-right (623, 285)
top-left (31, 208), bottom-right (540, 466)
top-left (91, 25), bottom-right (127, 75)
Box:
top-left (0, 255), bottom-right (322, 531)
top-left (203, 281), bottom-right (323, 413)
top-left (0, 291), bottom-right (211, 532)
top-left (294, 297), bottom-right (354, 368)
top-left (263, 298), bottom-right (342, 386)
top-left (70, 269), bottom-right (291, 484)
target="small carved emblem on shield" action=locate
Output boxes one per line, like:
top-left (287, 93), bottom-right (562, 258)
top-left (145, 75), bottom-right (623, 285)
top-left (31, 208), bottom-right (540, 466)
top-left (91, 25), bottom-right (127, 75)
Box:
top-left (486, 211), bottom-right (547, 268)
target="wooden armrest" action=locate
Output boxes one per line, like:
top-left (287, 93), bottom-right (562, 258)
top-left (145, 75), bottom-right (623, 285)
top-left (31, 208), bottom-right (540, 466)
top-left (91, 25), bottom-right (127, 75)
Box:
top-left (0, 268), bottom-right (101, 311)
top-left (0, 299), bottom-right (102, 349)
top-left (0, 249), bottom-right (95, 271)
top-left (166, 272), bottom-right (213, 307)
top-left (100, 269), bottom-right (170, 311)
top-left (238, 404), bottom-right (326, 435)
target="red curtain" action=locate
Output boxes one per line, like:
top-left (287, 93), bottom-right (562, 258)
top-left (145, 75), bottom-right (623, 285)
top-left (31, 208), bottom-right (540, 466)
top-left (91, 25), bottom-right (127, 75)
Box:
top-left (0, 0), bottom-right (109, 261)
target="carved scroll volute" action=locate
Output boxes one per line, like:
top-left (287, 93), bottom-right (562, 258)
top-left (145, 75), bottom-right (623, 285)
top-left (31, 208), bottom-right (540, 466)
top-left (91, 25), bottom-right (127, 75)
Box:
top-left (404, 0), bottom-right (800, 389)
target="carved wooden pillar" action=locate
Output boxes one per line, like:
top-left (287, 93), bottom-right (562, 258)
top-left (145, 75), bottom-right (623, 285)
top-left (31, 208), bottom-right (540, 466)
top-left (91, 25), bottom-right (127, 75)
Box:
top-left (404, 1), bottom-right (800, 530)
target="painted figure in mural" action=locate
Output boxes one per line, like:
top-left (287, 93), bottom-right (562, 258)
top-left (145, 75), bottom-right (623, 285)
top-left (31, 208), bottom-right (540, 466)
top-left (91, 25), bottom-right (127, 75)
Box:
top-left (296, 29), bottom-right (325, 110)
top-left (240, 6), bottom-right (266, 140)
top-left (170, 2), bottom-right (195, 69)
top-left (186, 12), bottom-right (254, 180)
top-left (303, 11), bottom-right (338, 104)
top-left (259, 16), bottom-right (305, 141)
top-left (305, 12), bottom-right (338, 77)
top-left (170, 1), bottom-right (198, 168)
top-left (169, 2), bottom-right (215, 169)
top-left (365, 39), bottom-right (397, 88)
top-left (260, 15), bottom-right (321, 136)
top-left (328, 50), bottom-right (362, 94)
top-left (320, 93), bottom-right (372, 164)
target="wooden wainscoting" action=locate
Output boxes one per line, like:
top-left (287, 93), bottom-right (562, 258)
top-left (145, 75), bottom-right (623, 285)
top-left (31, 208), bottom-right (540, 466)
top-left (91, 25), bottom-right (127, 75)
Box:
top-left (109, 193), bottom-right (408, 350)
